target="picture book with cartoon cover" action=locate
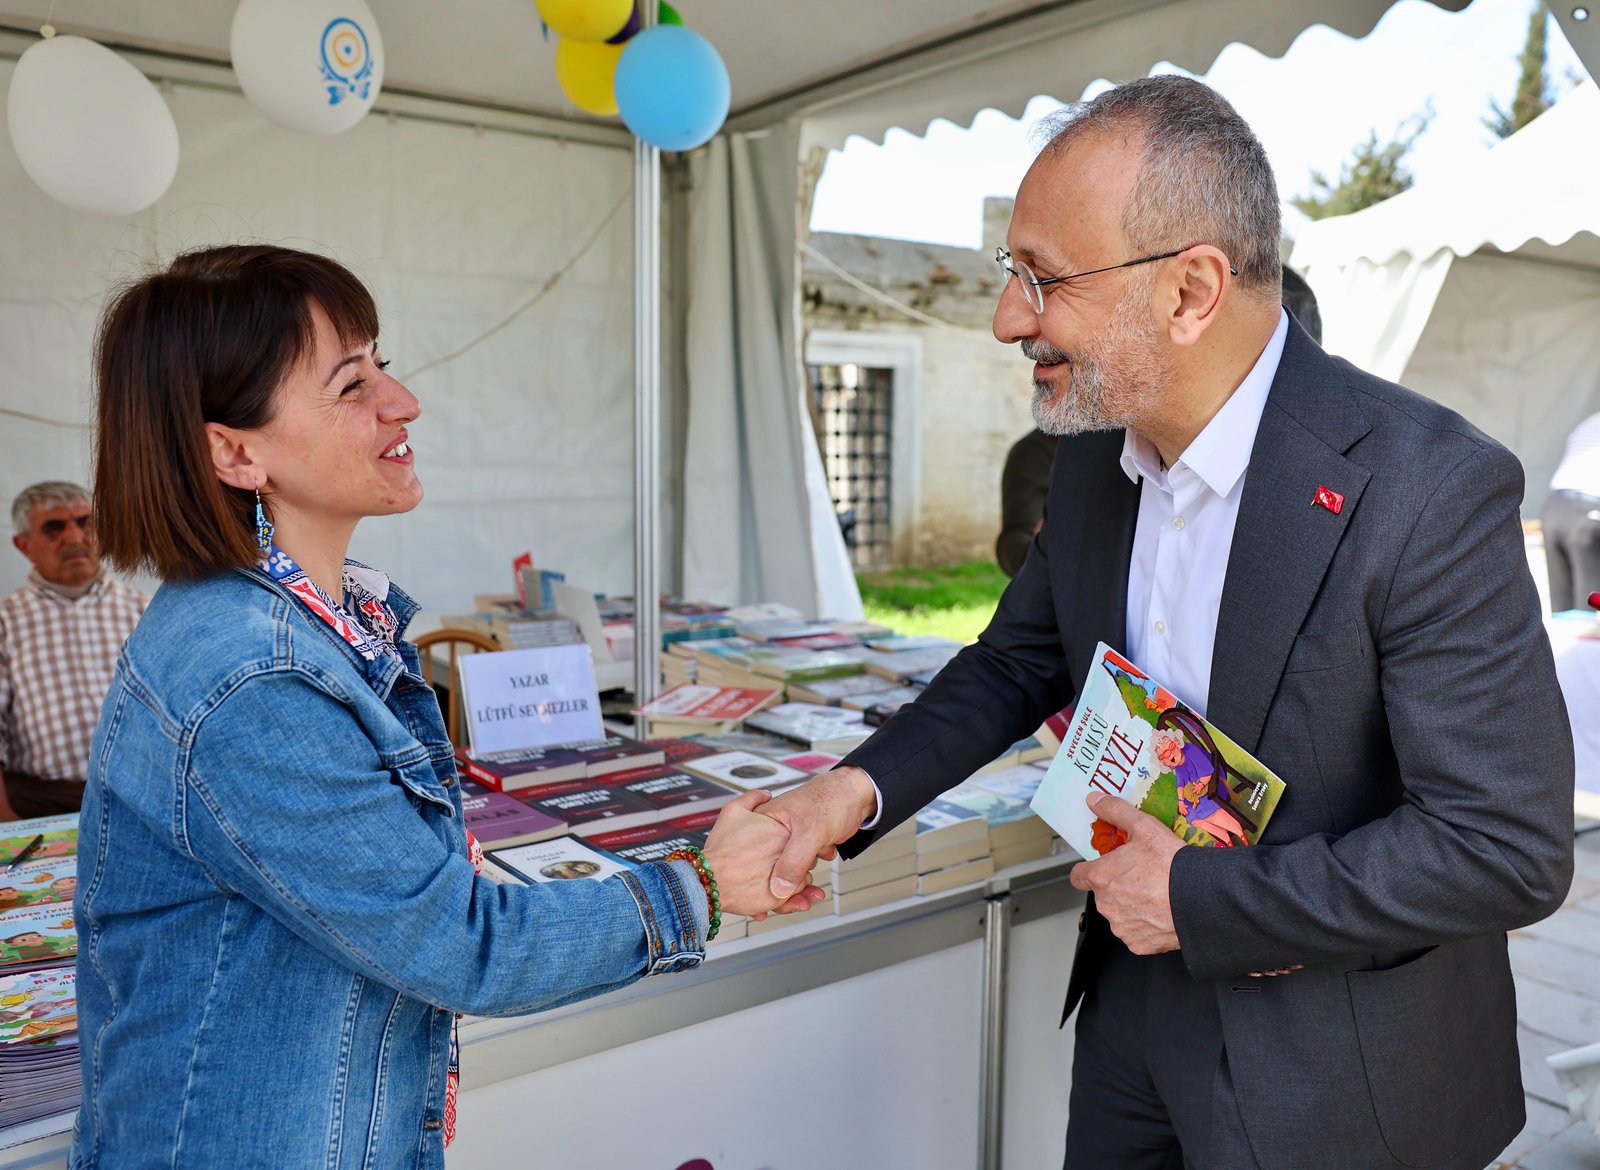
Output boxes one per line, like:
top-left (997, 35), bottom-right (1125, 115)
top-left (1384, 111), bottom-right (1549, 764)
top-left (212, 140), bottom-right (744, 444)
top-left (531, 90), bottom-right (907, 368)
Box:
top-left (0, 904), bottom-right (76, 973)
top-left (0, 815), bottom-right (78, 866)
top-left (0, 857), bottom-right (77, 909)
top-left (0, 968), bottom-right (76, 1045)
top-left (1032, 643), bottom-right (1286, 860)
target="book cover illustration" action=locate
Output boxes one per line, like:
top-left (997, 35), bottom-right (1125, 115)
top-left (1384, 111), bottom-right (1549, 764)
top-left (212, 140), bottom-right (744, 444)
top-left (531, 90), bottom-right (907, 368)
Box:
top-left (0, 904), bottom-right (76, 972)
top-left (486, 836), bottom-right (634, 885)
top-left (0, 857), bottom-right (77, 909)
top-left (0, 968), bottom-right (76, 1045)
top-left (1032, 643), bottom-right (1286, 860)
top-left (0, 816), bottom-right (78, 865)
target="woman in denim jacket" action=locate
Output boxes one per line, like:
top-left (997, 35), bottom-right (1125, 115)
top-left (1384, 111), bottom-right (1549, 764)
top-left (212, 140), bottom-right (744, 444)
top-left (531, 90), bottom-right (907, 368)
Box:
top-left (70, 246), bottom-right (820, 1170)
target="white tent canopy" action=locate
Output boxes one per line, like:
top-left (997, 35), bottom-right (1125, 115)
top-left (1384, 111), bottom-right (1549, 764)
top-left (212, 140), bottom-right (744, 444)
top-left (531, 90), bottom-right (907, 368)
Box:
top-left (1293, 81), bottom-right (1600, 510)
top-left (0, 0), bottom-right (1470, 614)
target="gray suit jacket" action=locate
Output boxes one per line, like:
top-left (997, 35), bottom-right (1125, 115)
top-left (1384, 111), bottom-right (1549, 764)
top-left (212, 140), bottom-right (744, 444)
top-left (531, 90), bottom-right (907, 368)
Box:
top-left (841, 320), bottom-right (1575, 1170)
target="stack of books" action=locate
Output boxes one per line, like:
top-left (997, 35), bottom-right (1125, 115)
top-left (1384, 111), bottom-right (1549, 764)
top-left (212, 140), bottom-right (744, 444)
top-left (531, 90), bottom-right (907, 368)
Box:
top-left (0, 968), bottom-right (79, 1128)
top-left (632, 683), bottom-right (778, 739)
top-left (0, 815), bottom-right (81, 1129)
top-left (827, 818), bottom-right (918, 915)
top-left (942, 770), bottom-right (1057, 870)
top-left (455, 735), bottom-right (665, 793)
top-left (742, 702), bottom-right (873, 755)
top-left (914, 797), bottom-right (995, 894)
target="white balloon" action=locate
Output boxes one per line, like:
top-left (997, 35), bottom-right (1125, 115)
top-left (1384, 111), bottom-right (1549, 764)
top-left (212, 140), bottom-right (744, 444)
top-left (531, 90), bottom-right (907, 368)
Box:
top-left (231, 0), bottom-right (384, 136)
top-left (5, 35), bottom-right (179, 217)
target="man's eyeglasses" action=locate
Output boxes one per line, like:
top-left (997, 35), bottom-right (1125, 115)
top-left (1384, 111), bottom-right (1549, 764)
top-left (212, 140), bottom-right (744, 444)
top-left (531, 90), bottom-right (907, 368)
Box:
top-left (994, 245), bottom-right (1237, 314)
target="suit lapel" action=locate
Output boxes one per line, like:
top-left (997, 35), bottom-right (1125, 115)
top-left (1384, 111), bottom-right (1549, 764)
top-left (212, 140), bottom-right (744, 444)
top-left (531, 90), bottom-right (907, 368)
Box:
top-left (1059, 430), bottom-right (1140, 694)
top-left (1206, 324), bottom-right (1373, 755)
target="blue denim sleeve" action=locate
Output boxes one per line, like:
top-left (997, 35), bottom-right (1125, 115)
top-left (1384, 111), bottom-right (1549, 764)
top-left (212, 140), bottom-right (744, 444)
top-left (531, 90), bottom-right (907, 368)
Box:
top-left (180, 670), bottom-right (706, 1016)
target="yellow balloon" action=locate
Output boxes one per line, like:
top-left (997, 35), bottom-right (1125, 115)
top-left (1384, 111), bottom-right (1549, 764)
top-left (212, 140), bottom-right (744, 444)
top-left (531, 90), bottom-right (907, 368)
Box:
top-left (555, 38), bottom-right (623, 116)
top-left (536, 0), bottom-right (632, 43)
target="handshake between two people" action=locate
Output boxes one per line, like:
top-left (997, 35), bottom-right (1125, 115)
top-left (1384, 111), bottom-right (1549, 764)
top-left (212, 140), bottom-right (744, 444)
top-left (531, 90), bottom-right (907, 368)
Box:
top-left (698, 767), bottom-right (879, 918)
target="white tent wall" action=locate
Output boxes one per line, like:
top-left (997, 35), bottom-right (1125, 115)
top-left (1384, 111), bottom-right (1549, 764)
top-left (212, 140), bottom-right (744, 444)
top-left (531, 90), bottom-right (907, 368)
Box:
top-left (1292, 82), bottom-right (1600, 518)
top-left (683, 124), bottom-right (863, 619)
top-left (1394, 249), bottom-right (1600, 510)
top-left (0, 66), bottom-right (653, 611)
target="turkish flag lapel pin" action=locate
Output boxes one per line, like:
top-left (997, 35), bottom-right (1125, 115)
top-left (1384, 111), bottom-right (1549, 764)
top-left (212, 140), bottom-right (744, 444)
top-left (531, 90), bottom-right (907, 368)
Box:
top-left (1313, 485), bottom-right (1344, 515)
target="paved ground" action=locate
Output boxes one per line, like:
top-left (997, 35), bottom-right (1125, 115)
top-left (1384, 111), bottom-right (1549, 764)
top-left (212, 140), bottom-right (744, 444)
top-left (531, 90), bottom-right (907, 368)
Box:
top-left (1489, 821), bottom-right (1600, 1168)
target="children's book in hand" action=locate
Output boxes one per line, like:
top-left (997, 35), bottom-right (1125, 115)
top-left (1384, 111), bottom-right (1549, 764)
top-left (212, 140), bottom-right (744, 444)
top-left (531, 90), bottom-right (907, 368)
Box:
top-left (1032, 643), bottom-right (1286, 859)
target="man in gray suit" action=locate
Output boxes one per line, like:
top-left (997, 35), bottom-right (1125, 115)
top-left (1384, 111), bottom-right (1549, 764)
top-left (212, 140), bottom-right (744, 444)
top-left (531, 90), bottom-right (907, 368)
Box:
top-left (757, 76), bottom-right (1574, 1168)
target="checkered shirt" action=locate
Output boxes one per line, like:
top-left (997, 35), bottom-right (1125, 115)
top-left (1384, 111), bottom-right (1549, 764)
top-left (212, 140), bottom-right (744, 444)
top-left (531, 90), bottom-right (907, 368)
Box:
top-left (0, 574), bottom-right (148, 783)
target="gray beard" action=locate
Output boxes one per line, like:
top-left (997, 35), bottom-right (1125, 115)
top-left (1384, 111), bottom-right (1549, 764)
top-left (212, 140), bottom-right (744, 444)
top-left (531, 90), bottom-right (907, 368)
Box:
top-left (1027, 283), bottom-right (1170, 436)
top-left (1031, 356), bottom-right (1126, 436)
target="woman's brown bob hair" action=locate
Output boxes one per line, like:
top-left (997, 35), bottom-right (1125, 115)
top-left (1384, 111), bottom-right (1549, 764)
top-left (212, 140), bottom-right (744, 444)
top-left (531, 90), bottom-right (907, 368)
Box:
top-left (94, 245), bottom-right (379, 580)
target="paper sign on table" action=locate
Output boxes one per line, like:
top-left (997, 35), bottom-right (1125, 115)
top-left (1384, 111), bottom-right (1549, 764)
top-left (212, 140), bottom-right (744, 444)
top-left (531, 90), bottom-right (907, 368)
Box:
top-left (459, 644), bottom-right (603, 756)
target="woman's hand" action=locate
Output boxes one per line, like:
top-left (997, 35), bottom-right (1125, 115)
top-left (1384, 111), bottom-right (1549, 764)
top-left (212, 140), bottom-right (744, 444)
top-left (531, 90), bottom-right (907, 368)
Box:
top-left (702, 790), bottom-right (827, 919)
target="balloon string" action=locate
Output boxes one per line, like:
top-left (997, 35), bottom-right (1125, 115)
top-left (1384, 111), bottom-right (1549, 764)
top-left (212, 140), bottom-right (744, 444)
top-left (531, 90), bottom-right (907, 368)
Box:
top-left (400, 187), bottom-right (630, 382)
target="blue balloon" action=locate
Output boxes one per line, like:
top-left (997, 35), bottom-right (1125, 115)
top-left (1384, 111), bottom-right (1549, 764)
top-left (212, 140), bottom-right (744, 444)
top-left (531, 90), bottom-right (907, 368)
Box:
top-left (615, 25), bottom-right (730, 152)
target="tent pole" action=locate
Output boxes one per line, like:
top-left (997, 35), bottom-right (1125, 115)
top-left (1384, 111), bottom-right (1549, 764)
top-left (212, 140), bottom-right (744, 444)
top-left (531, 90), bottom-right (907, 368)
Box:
top-left (633, 8), bottom-right (662, 713)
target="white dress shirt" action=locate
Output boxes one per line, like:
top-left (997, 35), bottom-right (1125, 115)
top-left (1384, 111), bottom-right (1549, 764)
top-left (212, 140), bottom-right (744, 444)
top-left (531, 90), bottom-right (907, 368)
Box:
top-left (1120, 309), bottom-right (1289, 718)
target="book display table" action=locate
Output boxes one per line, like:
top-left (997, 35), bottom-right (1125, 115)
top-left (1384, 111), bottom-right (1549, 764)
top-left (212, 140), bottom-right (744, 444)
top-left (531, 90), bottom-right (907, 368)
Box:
top-left (0, 858), bottom-right (1083, 1170)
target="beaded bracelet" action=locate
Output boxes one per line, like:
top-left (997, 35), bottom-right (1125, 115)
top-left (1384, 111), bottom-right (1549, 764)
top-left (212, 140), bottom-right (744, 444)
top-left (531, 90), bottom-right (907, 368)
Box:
top-left (664, 846), bottom-right (721, 943)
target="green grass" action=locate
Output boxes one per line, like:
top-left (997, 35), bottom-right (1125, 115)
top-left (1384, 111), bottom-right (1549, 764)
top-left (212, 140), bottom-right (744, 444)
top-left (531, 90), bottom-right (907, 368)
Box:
top-left (856, 560), bottom-right (1009, 645)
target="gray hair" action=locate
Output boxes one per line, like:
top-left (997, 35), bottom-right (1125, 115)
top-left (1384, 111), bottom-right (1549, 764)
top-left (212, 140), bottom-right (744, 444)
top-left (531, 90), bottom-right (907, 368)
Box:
top-left (11, 481), bottom-right (90, 536)
top-left (1036, 75), bottom-right (1282, 295)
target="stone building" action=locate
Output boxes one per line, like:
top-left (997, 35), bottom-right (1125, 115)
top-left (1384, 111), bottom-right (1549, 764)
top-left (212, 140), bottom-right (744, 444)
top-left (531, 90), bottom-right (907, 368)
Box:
top-left (801, 197), bottom-right (1036, 571)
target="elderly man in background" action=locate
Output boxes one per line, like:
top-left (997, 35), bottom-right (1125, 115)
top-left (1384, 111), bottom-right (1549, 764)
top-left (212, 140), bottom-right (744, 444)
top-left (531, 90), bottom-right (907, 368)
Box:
top-left (1, 482), bottom-right (146, 819)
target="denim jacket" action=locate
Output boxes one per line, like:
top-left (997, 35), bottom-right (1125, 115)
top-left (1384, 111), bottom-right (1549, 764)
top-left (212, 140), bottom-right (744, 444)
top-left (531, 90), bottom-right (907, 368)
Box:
top-left (70, 567), bottom-right (707, 1170)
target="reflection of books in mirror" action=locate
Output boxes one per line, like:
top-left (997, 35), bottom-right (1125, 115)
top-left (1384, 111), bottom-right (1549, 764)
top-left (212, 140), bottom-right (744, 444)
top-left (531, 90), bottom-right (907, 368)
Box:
top-left (459, 780), bottom-right (568, 848)
top-left (485, 836), bottom-right (633, 885)
top-left (680, 751), bottom-right (808, 790)
top-left (918, 856), bottom-right (995, 896)
top-left (1031, 642), bottom-right (1286, 861)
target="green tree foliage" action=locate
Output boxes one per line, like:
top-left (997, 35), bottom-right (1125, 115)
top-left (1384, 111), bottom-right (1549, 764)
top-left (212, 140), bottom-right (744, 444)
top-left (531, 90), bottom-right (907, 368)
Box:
top-left (1291, 110), bottom-right (1431, 221)
top-left (1485, 1), bottom-right (1551, 139)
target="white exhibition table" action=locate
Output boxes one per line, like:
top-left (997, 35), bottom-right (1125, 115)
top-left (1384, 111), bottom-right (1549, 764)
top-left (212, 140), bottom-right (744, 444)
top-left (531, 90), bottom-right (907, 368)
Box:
top-left (0, 857), bottom-right (1084, 1170)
